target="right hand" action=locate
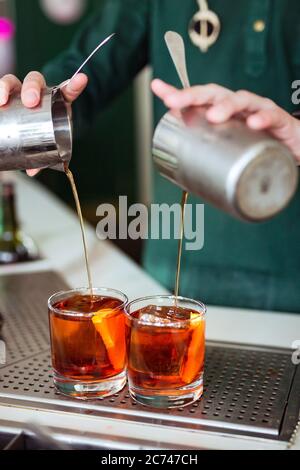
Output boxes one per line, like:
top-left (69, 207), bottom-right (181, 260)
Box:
top-left (0, 71), bottom-right (88, 176)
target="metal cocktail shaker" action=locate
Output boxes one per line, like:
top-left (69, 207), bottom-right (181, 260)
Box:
top-left (0, 87), bottom-right (72, 172)
top-left (154, 31), bottom-right (299, 223)
top-left (153, 108), bottom-right (298, 222)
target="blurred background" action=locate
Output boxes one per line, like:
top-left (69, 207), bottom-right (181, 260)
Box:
top-left (0, 0), bottom-right (153, 263)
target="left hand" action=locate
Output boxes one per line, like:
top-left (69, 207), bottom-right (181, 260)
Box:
top-left (0, 72), bottom-right (88, 177)
top-left (152, 79), bottom-right (300, 163)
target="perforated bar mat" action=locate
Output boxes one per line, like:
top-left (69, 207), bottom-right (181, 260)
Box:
top-left (0, 271), bottom-right (299, 442)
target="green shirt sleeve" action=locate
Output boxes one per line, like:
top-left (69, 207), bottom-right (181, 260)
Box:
top-left (43, 0), bottom-right (150, 136)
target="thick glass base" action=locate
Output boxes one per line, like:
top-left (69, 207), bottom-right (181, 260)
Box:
top-left (53, 370), bottom-right (126, 400)
top-left (129, 374), bottom-right (203, 409)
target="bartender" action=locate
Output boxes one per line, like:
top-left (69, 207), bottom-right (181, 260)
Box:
top-left (1, 0), bottom-right (300, 313)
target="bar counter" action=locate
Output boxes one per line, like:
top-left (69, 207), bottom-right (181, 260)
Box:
top-left (0, 173), bottom-right (299, 450)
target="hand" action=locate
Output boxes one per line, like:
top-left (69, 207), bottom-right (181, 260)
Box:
top-left (152, 79), bottom-right (300, 163)
top-left (0, 71), bottom-right (88, 176)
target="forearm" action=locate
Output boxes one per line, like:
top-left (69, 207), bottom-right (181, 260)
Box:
top-left (43, 0), bottom-right (150, 137)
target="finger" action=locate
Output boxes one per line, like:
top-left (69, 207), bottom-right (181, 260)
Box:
top-left (151, 79), bottom-right (179, 100)
top-left (26, 169), bottom-right (41, 177)
top-left (21, 71), bottom-right (46, 108)
top-left (247, 109), bottom-right (290, 132)
top-left (62, 73), bottom-right (88, 103)
top-left (246, 109), bottom-right (300, 155)
top-left (162, 84), bottom-right (232, 110)
top-left (152, 79), bottom-right (232, 109)
top-left (0, 75), bottom-right (22, 106)
top-left (206, 90), bottom-right (275, 123)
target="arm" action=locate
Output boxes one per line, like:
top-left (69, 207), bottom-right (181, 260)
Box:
top-left (0, 0), bottom-right (150, 175)
top-left (43, 0), bottom-right (150, 135)
top-left (152, 79), bottom-right (300, 163)
top-left (0, 0), bottom-right (150, 129)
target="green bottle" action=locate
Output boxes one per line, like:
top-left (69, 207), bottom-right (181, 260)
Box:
top-left (0, 181), bottom-right (38, 264)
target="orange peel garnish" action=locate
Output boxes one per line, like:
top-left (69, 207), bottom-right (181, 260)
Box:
top-left (92, 309), bottom-right (125, 371)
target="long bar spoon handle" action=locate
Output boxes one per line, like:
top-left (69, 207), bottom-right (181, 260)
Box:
top-left (58, 33), bottom-right (116, 90)
top-left (164, 31), bottom-right (191, 89)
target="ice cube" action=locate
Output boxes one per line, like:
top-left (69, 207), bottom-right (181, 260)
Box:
top-left (137, 305), bottom-right (174, 325)
top-left (137, 304), bottom-right (194, 325)
top-left (138, 313), bottom-right (173, 325)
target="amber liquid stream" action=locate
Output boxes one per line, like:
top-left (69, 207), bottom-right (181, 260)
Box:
top-left (64, 164), bottom-right (93, 295)
top-left (174, 191), bottom-right (189, 298)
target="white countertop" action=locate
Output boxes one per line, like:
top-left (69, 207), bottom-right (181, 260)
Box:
top-left (0, 172), bottom-right (299, 450)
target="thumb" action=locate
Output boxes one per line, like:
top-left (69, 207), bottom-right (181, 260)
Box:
top-left (61, 73), bottom-right (88, 103)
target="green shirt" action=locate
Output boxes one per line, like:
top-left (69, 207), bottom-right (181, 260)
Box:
top-left (44, 0), bottom-right (300, 313)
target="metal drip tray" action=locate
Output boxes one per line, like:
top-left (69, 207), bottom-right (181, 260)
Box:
top-left (0, 271), bottom-right (299, 446)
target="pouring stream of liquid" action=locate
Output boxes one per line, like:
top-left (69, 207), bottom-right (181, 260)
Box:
top-left (65, 166), bottom-right (93, 296)
top-left (174, 191), bottom-right (189, 299)
top-left (164, 32), bottom-right (192, 300)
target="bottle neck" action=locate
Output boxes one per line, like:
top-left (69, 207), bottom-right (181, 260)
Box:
top-left (0, 182), bottom-right (19, 237)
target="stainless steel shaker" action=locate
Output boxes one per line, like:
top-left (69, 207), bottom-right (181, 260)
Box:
top-left (153, 31), bottom-right (299, 223)
top-left (153, 108), bottom-right (298, 222)
top-left (0, 87), bottom-right (72, 172)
